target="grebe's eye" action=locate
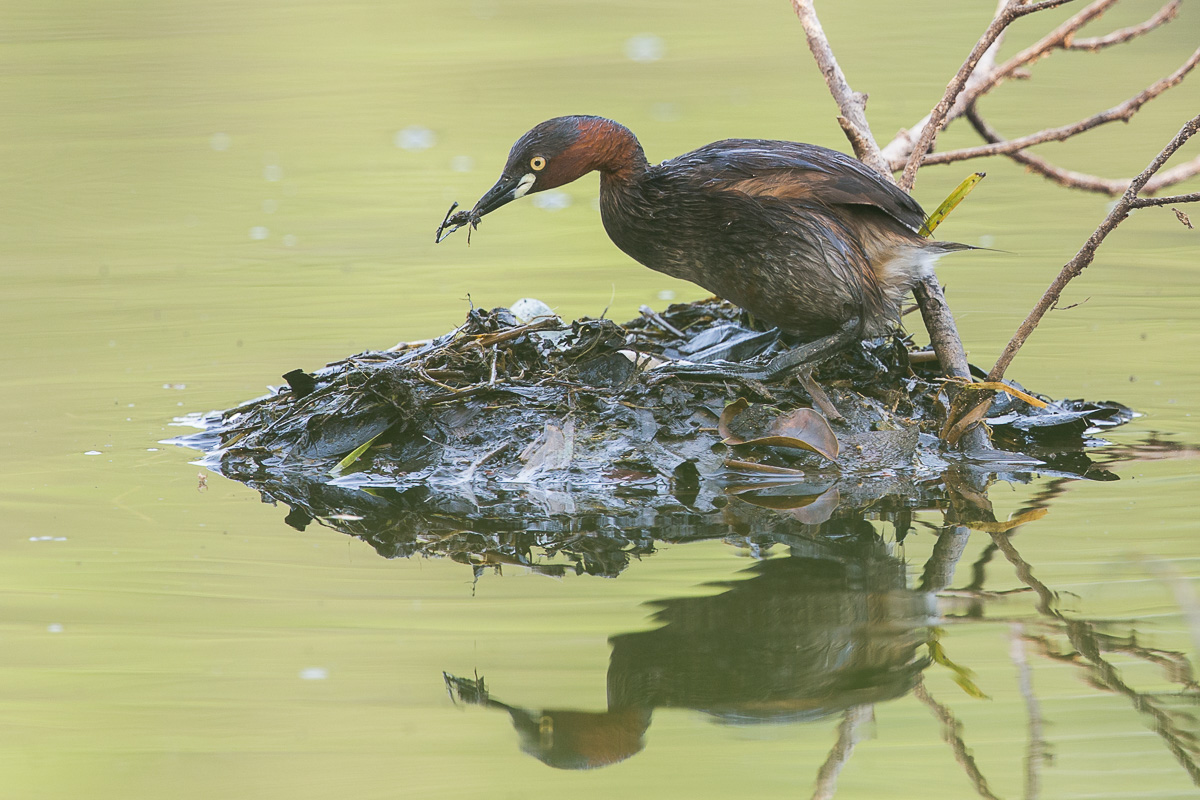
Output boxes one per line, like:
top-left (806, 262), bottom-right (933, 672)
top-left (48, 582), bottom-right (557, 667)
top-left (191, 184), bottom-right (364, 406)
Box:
top-left (530, 156), bottom-right (546, 171)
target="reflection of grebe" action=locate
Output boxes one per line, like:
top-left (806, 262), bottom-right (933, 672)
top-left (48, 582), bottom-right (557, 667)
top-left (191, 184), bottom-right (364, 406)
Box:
top-left (445, 529), bottom-right (933, 769)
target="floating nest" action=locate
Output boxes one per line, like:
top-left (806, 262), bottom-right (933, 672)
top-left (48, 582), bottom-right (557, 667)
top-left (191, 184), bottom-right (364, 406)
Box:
top-left (172, 299), bottom-right (1131, 574)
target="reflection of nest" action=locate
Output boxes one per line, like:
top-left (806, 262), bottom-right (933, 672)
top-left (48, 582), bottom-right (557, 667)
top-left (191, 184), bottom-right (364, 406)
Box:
top-left (227, 470), bottom-right (949, 578)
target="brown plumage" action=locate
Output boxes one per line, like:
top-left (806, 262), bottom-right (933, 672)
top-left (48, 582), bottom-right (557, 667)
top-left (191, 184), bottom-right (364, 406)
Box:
top-left (442, 115), bottom-right (970, 342)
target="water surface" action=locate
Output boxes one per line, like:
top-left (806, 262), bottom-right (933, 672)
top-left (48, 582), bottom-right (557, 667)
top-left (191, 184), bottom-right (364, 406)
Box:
top-left (2, 1), bottom-right (1199, 797)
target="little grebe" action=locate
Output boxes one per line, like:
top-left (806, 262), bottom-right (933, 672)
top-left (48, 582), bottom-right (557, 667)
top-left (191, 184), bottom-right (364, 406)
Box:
top-left (441, 115), bottom-right (970, 343)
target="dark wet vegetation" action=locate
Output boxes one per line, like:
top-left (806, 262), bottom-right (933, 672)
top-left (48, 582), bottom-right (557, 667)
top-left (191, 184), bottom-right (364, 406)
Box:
top-left (175, 299), bottom-right (1132, 544)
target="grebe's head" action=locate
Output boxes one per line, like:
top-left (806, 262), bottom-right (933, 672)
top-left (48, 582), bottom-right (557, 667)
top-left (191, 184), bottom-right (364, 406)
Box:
top-left (470, 116), bottom-right (634, 218)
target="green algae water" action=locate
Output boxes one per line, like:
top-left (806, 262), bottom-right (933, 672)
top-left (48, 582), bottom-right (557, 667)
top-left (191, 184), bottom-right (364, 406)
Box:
top-left (2, 1), bottom-right (1199, 797)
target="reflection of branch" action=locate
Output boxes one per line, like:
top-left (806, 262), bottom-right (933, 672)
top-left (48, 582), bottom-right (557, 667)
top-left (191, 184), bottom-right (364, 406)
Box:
top-left (1143, 558), bottom-right (1200, 664)
top-left (921, 46), bottom-right (1200, 169)
top-left (811, 705), bottom-right (873, 800)
top-left (992, 532), bottom-right (1200, 785)
top-left (920, 525), bottom-right (973, 594)
top-left (1011, 624), bottom-right (1047, 800)
top-left (988, 113), bottom-right (1200, 383)
top-left (913, 676), bottom-right (1002, 800)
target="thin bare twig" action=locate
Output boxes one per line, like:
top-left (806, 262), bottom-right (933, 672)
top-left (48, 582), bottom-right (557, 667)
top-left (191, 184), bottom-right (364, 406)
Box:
top-left (789, 0), bottom-right (890, 176)
top-left (898, 0), bottom-right (1115, 191)
top-left (921, 45), bottom-right (1200, 166)
top-left (880, 0), bottom-right (1010, 168)
top-left (1134, 191), bottom-right (1200, 208)
top-left (988, 113), bottom-right (1200, 383)
top-left (975, 0), bottom-right (1120, 93)
top-left (1066, 0), bottom-right (1181, 51)
top-left (881, 0), bottom-right (1182, 172)
top-left (967, 107), bottom-right (1200, 196)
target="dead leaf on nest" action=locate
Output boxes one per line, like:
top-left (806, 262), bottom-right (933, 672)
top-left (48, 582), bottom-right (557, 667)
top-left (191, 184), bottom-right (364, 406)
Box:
top-left (718, 398), bottom-right (839, 460)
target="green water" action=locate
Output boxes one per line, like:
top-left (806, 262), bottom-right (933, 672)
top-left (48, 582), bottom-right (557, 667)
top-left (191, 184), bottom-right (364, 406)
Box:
top-left (2, 0), bottom-right (1199, 797)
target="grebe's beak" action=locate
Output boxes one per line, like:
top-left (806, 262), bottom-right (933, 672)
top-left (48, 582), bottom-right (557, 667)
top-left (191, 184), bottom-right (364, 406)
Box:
top-left (471, 172), bottom-right (536, 218)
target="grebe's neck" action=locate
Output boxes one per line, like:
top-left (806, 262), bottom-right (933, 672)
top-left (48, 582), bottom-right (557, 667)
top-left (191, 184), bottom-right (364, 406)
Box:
top-left (574, 117), bottom-right (648, 183)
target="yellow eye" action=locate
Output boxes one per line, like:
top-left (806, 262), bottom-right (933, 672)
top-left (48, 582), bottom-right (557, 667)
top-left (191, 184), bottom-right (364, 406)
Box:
top-left (530, 156), bottom-right (546, 171)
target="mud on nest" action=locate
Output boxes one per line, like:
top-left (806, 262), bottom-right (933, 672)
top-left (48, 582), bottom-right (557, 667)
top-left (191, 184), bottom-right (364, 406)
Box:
top-left (174, 298), bottom-right (1130, 494)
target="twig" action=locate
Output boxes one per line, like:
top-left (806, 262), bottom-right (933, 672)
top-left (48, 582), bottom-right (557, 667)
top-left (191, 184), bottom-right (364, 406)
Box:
top-left (1134, 191), bottom-right (1200, 209)
top-left (967, 106), bottom-right (1200, 197)
top-left (898, 0), bottom-right (1101, 191)
top-left (880, 0), bottom-right (1185, 172)
top-left (789, 0), bottom-right (889, 176)
top-left (921, 45), bottom-right (1200, 166)
top-left (911, 277), bottom-right (993, 452)
top-left (1066, 0), bottom-right (1181, 51)
top-left (966, 0), bottom-right (1121, 105)
top-left (988, 113), bottom-right (1200, 383)
top-left (881, 0), bottom-right (1010, 169)
top-left (638, 304), bottom-right (685, 338)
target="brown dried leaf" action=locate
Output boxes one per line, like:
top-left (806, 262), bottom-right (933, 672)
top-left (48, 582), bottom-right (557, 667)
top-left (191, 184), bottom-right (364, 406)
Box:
top-left (1175, 207), bottom-right (1194, 229)
top-left (719, 398), bottom-right (839, 460)
top-left (717, 397), bottom-right (751, 441)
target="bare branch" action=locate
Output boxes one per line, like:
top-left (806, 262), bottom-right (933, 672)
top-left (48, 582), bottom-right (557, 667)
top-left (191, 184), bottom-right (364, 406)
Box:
top-left (790, 0), bottom-right (988, 451)
top-left (1066, 0), bottom-right (1181, 51)
top-left (880, 0), bottom-right (1010, 169)
top-left (1132, 191), bottom-right (1200, 209)
top-left (972, 0), bottom-right (1120, 100)
top-left (884, 0), bottom-right (1133, 172)
top-left (968, 107), bottom-right (1200, 196)
top-left (897, 0), bottom-right (1125, 191)
top-left (988, 113), bottom-right (1200, 383)
top-left (921, 45), bottom-right (1200, 166)
top-left (1019, 0), bottom-right (1079, 11)
top-left (790, 0), bottom-right (890, 177)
